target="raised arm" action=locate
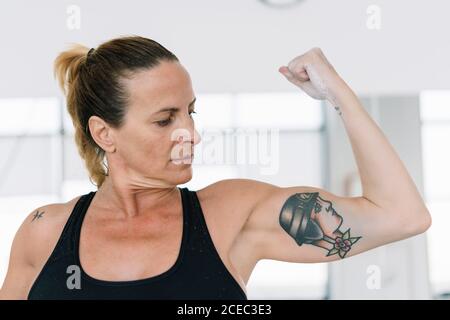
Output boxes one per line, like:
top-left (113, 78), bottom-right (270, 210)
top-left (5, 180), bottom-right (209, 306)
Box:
top-left (232, 48), bottom-right (430, 266)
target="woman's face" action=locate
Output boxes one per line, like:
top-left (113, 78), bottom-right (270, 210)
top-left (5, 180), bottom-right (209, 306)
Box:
top-left (310, 195), bottom-right (344, 237)
top-left (110, 60), bottom-right (201, 187)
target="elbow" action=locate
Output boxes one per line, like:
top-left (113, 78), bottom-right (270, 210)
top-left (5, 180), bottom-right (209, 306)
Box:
top-left (407, 208), bottom-right (432, 236)
top-left (419, 210), bottom-right (432, 233)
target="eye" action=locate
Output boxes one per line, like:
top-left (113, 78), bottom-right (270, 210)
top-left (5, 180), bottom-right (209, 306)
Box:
top-left (314, 203), bottom-right (322, 214)
top-left (156, 116), bottom-right (173, 127)
top-left (156, 111), bottom-right (197, 127)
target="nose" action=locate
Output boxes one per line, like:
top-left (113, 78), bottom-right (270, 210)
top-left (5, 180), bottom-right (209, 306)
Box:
top-left (180, 115), bottom-right (201, 146)
top-left (192, 128), bottom-right (201, 146)
top-left (174, 125), bottom-right (201, 147)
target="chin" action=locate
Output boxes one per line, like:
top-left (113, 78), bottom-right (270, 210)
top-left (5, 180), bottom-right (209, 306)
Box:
top-left (172, 168), bottom-right (193, 185)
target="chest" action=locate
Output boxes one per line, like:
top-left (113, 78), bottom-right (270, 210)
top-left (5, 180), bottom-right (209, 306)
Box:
top-left (78, 210), bottom-right (183, 281)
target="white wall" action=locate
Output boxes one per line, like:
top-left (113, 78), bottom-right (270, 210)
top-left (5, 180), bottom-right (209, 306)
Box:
top-left (0, 0), bottom-right (449, 98)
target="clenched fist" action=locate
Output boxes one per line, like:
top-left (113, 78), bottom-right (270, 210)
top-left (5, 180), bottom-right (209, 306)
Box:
top-left (279, 47), bottom-right (345, 107)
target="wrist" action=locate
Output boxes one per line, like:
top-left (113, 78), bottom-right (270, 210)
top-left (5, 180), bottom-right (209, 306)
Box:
top-left (328, 77), bottom-right (355, 107)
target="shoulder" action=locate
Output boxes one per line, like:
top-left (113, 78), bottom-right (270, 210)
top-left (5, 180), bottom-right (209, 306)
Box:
top-left (195, 178), bottom-right (277, 228)
top-left (0, 195), bottom-right (82, 298)
top-left (196, 178), bottom-right (277, 212)
top-left (22, 195), bottom-right (82, 267)
top-left (194, 179), bottom-right (279, 283)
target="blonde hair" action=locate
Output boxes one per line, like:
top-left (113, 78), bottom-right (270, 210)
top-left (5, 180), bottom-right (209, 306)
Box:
top-left (53, 36), bottom-right (178, 187)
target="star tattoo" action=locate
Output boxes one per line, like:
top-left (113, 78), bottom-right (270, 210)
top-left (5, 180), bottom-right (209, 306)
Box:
top-left (31, 210), bottom-right (45, 222)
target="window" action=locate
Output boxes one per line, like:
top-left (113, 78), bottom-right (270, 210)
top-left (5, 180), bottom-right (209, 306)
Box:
top-left (420, 90), bottom-right (450, 298)
top-left (0, 98), bottom-right (61, 286)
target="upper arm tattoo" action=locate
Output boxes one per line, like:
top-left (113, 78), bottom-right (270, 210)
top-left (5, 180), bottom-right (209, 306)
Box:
top-left (31, 210), bottom-right (44, 222)
top-left (279, 192), bottom-right (361, 259)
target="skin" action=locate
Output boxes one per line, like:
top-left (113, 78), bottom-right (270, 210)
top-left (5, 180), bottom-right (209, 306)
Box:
top-left (0, 50), bottom-right (431, 299)
top-left (90, 60), bottom-right (201, 218)
top-left (76, 61), bottom-right (207, 287)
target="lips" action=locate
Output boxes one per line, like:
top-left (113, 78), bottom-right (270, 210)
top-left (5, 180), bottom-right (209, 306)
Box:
top-left (171, 154), bottom-right (193, 161)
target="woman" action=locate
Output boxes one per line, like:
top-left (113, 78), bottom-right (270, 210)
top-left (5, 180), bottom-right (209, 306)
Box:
top-left (0, 36), bottom-right (431, 299)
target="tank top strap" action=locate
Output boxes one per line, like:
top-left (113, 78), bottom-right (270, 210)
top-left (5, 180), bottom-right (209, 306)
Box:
top-left (178, 186), bottom-right (191, 236)
top-left (180, 187), bottom-right (216, 252)
top-left (45, 191), bottom-right (96, 263)
top-left (70, 191), bottom-right (96, 254)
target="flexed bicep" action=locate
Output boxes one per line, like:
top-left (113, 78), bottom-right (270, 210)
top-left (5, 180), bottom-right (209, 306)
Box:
top-left (279, 192), bottom-right (361, 259)
top-left (244, 184), bottom-right (429, 263)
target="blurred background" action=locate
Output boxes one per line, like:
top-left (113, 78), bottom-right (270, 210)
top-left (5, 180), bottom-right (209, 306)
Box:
top-left (0, 0), bottom-right (448, 299)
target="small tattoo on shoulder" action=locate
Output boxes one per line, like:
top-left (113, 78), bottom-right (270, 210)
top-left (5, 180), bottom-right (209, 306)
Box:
top-left (31, 210), bottom-right (45, 222)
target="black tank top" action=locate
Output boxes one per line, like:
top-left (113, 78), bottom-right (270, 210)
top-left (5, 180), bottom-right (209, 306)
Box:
top-left (27, 187), bottom-right (247, 300)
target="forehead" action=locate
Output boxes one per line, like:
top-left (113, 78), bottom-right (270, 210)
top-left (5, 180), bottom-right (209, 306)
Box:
top-left (317, 196), bottom-right (332, 206)
top-left (124, 60), bottom-right (194, 111)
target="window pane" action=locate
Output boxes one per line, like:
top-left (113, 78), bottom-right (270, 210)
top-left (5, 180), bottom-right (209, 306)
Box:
top-left (235, 93), bottom-right (323, 129)
top-left (247, 260), bottom-right (327, 299)
top-left (63, 135), bottom-right (89, 180)
top-left (421, 90), bottom-right (450, 298)
top-left (63, 105), bottom-right (76, 135)
top-left (420, 90), bottom-right (450, 121)
top-left (0, 136), bottom-right (58, 196)
top-left (421, 124), bottom-right (450, 200)
top-left (237, 131), bottom-right (324, 186)
top-left (193, 94), bottom-right (234, 131)
top-left (0, 98), bottom-right (60, 134)
top-left (62, 179), bottom-right (96, 202)
top-left (425, 201), bottom-right (450, 296)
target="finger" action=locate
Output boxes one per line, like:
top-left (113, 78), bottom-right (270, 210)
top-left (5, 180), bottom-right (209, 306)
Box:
top-left (297, 70), bottom-right (309, 81)
top-left (280, 67), bottom-right (323, 99)
top-left (280, 65), bottom-right (309, 81)
top-left (279, 66), bottom-right (307, 87)
top-left (278, 66), bottom-right (291, 76)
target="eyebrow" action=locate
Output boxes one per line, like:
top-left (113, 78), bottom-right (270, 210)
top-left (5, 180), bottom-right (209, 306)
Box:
top-left (152, 97), bottom-right (196, 115)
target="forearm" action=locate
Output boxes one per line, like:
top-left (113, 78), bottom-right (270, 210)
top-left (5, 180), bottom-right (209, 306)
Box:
top-left (331, 79), bottom-right (428, 215)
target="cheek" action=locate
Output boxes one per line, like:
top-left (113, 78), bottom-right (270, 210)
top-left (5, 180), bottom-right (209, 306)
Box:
top-left (118, 120), bottom-right (178, 159)
top-left (119, 128), bottom-right (159, 156)
top-left (143, 137), bottom-right (176, 162)
top-left (318, 209), bottom-right (342, 226)
top-left (335, 214), bottom-right (343, 224)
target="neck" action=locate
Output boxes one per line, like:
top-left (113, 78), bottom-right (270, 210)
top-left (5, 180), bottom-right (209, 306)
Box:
top-left (94, 175), bottom-right (179, 219)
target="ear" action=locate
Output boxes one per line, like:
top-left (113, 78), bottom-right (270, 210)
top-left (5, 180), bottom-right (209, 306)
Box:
top-left (88, 116), bottom-right (116, 153)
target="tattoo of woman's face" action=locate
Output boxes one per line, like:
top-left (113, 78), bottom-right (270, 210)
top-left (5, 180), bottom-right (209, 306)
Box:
top-left (279, 192), bottom-right (362, 259)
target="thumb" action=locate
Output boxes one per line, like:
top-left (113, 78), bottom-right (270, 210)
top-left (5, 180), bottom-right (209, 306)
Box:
top-left (278, 66), bottom-right (291, 77)
top-left (278, 66), bottom-right (305, 88)
top-left (279, 65), bottom-right (310, 81)
top-left (278, 66), bottom-right (296, 82)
